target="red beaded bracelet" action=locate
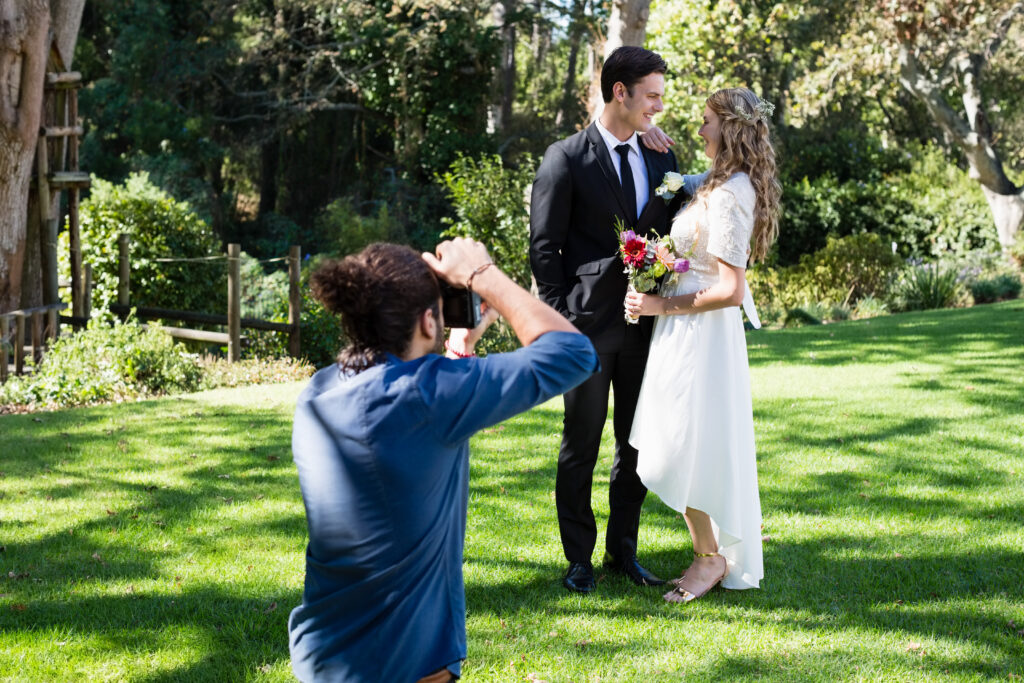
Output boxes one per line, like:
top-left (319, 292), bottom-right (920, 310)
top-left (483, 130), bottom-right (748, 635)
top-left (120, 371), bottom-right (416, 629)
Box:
top-left (444, 340), bottom-right (475, 359)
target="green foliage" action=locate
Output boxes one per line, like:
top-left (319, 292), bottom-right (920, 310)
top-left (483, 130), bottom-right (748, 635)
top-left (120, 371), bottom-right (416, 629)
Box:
top-left (969, 273), bottom-right (1022, 304)
top-left (890, 263), bottom-right (963, 312)
top-left (315, 200), bottom-right (404, 257)
top-left (749, 233), bottom-right (900, 325)
top-left (852, 295), bottom-right (890, 319)
top-left (775, 145), bottom-right (997, 265)
top-left (1010, 230), bottom-right (1024, 268)
top-left (790, 233), bottom-right (900, 306)
top-left (0, 317), bottom-right (201, 409)
top-left (242, 255), bottom-right (344, 370)
top-left (60, 173), bottom-right (224, 314)
top-left (437, 153), bottom-right (537, 355)
top-left (438, 154), bottom-right (535, 289)
top-left (888, 145), bottom-right (998, 256)
top-left (195, 356), bottom-right (313, 390)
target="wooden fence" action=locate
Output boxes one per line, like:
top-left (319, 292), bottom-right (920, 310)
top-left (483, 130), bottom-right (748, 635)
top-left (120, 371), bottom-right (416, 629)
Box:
top-left (108, 236), bottom-right (302, 362)
top-left (0, 303), bottom-right (67, 384)
top-left (1, 237), bottom-right (302, 385)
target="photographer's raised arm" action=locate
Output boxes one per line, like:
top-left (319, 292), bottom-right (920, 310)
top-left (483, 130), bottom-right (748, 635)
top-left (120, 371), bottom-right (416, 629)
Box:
top-left (423, 238), bottom-right (577, 346)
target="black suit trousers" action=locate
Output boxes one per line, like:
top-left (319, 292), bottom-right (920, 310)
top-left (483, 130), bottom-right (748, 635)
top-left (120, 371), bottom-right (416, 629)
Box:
top-left (555, 323), bottom-right (649, 563)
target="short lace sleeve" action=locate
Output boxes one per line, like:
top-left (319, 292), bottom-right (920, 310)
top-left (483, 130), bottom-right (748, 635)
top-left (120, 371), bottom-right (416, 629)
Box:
top-left (705, 181), bottom-right (754, 268)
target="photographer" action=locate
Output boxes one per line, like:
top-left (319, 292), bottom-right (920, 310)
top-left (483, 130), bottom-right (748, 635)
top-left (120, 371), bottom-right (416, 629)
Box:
top-left (288, 238), bottom-right (598, 683)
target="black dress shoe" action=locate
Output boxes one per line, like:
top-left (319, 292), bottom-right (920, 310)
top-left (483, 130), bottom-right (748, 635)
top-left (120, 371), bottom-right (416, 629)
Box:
top-left (563, 561), bottom-right (595, 593)
top-left (603, 540), bottom-right (665, 586)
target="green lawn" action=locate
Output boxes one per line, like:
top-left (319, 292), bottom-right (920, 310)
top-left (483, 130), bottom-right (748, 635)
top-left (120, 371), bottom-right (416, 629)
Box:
top-left (2, 300), bottom-right (1023, 681)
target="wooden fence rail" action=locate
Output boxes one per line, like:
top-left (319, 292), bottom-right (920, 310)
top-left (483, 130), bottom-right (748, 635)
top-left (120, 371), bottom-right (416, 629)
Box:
top-left (1, 302), bottom-right (67, 384)
top-left (114, 237), bottom-right (301, 360)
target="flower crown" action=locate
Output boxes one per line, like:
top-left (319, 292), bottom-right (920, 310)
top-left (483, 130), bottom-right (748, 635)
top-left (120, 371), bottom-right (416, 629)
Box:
top-left (736, 98), bottom-right (774, 124)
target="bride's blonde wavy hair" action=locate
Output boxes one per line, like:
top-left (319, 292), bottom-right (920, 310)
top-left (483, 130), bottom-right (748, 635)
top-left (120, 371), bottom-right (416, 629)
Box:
top-left (695, 87), bottom-right (781, 263)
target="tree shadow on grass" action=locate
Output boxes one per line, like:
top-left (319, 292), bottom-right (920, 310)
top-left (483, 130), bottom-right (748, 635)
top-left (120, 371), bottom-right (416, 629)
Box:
top-left (0, 397), bottom-right (304, 679)
top-left (463, 538), bottom-right (1024, 679)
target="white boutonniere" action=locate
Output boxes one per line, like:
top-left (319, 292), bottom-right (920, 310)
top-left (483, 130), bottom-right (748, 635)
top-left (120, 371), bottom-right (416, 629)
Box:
top-left (654, 171), bottom-right (684, 203)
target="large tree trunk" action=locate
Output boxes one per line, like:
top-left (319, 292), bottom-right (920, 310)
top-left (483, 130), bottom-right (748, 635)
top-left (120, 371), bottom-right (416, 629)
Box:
top-left (0, 0), bottom-right (50, 315)
top-left (588, 0), bottom-right (652, 122)
top-left (18, 0), bottom-right (85, 311)
top-left (604, 0), bottom-right (652, 57)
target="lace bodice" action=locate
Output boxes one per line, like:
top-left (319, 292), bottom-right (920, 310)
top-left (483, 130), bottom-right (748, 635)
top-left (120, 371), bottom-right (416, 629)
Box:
top-left (670, 173), bottom-right (755, 276)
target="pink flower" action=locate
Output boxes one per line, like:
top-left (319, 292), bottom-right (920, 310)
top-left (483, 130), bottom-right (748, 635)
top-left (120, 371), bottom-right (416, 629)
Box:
top-left (673, 259), bottom-right (690, 273)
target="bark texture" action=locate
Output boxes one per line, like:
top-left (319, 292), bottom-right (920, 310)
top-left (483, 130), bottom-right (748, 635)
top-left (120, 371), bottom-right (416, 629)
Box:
top-left (588, 0), bottom-right (652, 122)
top-left (0, 0), bottom-right (49, 314)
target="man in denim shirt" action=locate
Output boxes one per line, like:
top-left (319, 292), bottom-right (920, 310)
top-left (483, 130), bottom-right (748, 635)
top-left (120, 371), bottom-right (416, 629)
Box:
top-left (288, 239), bottom-right (598, 682)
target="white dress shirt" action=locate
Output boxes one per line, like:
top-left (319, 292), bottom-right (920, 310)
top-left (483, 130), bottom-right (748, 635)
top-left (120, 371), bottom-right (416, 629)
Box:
top-left (594, 119), bottom-right (649, 219)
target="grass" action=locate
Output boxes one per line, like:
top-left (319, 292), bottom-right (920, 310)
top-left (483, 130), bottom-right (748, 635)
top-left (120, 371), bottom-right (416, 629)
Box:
top-left (2, 299), bottom-right (1023, 681)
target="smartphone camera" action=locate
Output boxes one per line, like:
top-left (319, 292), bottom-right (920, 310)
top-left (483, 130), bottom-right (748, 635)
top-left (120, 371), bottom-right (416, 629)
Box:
top-left (440, 282), bottom-right (482, 329)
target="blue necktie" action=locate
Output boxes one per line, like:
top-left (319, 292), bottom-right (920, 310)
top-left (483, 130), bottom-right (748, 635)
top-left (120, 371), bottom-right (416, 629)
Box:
top-left (615, 143), bottom-right (637, 221)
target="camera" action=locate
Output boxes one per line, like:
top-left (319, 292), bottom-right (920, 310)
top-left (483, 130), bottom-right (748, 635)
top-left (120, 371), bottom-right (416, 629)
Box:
top-left (440, 282), bottom-right (482, 328)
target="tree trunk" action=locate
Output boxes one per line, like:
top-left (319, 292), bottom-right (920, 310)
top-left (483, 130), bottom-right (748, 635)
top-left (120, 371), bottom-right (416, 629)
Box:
top-left (0, 0), bottom-right (50, 314)
top-left (556, 0), bottom-right (586, 130)
top-left (588, 0), bottom-right (652, 122)
top-left (604, 0), bottom-right (652, 57)
top-left (981, 186), bottom-right (1024, 250)
top-left (499, 0), bottom-right (517, 133)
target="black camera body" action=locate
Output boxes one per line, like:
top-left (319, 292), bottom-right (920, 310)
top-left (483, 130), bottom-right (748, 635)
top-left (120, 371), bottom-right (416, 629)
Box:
top-left (440, 282), bottom-right (482, 328)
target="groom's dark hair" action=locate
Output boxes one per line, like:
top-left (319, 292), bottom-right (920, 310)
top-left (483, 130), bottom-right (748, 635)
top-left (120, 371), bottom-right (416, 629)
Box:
top-left (600, 46), bottom-right (668, 103)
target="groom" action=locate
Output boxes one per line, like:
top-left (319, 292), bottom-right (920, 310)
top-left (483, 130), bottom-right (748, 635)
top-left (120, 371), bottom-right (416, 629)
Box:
top-left (529, 46), bottom-right (685, 593)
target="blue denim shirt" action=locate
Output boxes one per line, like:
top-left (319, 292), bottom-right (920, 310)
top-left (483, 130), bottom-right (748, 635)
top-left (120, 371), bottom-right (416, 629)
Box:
top-left (288, 331), bottom-right (598, 682)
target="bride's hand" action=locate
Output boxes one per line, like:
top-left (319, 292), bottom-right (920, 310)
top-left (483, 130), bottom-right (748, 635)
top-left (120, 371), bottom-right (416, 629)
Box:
top-left (640, 126), bottom-right (675, 153)
top-left (624, 290), bottom-right (664, 317)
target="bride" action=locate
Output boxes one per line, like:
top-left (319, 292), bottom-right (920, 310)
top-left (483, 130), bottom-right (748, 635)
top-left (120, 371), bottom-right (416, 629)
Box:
top-left (625, 87), bottom-right (781, 603)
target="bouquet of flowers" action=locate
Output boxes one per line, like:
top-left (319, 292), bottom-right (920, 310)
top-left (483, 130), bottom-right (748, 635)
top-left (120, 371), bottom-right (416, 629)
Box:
top-left (615, 217), bottom-right (690, 323)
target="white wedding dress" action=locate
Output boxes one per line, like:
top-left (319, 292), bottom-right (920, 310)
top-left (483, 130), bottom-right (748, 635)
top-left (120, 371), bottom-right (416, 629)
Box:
top-left (630, 172), bottom-right (763, 589)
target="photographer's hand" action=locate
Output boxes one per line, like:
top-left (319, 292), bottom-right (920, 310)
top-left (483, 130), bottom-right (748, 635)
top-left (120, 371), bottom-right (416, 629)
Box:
top-left (422, 237), bottom-right (493, 289)
top-left (425, 237), bottom-right (576, 347)
top-left (446, 304), bottom-right (500, 358)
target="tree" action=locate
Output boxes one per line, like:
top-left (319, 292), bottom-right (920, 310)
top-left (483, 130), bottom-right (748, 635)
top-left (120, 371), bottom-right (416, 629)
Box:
top-left (887, 0), bottom-right (1024, 250)
top-left (588, 0), bottom-right (653, 119)
top-left (794, 0), bottom-right (1024, 250)
top-left (0, 0), bottom-right (50, 314)
top-left (0, 0), bottom-right (87, 315)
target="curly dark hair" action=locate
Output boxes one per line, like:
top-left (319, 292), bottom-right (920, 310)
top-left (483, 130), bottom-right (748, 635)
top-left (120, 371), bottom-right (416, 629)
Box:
top-left (310, 243), bottom-right (441, 373)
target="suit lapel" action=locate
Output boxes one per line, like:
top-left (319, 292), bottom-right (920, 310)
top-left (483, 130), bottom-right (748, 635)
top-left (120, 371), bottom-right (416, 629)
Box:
top-left (585, 124), bottom-right (631, 221)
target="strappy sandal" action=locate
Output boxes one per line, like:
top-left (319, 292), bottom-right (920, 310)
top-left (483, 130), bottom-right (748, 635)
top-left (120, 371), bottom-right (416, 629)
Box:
top-left (665, 551), bottom-right (728, 603)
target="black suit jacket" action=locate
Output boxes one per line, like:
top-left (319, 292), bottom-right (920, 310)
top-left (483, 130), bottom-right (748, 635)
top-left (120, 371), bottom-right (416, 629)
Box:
top-left (530, 124), bottom-right (684, 342)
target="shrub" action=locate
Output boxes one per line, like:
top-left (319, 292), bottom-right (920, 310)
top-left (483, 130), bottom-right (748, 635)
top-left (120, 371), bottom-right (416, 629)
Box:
top-left (748, 234), bottom-right (900, 325)
top-left (853, 295), bottom-right (889, 319)
top-left (890, 263), bottom-right (962, 311)
top-left (790, 233), bottom-right (900, 307)
top-left (1010, 230), bottom-right (1024, 268)
top-left (196, 356), bottom-right (313, 390)
top-left (59, 172), bottom-right (224, 314)
top-left (969, 273), bottom-right (1022, 304)
top-left (437, 153), bottom-right (535, 290)
top-left (783, 307), bottom-right (823, 327)
top-left (0, 316), bottom-right (202, 409)
top-left (775, 145), bottom-right (997, 266)
top-left (315, 199), bottom-right (404, 257)
top-left (241, 254), bottom-right (344, 369)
